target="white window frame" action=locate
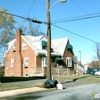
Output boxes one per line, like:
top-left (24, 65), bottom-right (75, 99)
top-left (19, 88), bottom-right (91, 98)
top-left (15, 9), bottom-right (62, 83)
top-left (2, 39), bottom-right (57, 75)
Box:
top-left (22, 42), bottom-right (27, 50)
top-left (11, 58), bottom-right (14, 68)
top-left (66, 57), bottom-right (72, 67)
top-left (24, 57), bottom-right (29, 66)
top-left (11, 73), bottom-right (14, 76)
top-left (42, 57), bottom-right (47, 67)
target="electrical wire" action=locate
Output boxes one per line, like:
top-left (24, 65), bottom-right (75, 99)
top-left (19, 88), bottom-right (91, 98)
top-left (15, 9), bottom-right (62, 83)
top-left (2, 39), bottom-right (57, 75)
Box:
top-left (21, 0), bottom-right (36, 28)
top-left (89, 0), bottom-right (100, 11)
top-left (81, 0), bottom-right (95, 13)
top-left (0, 11), bottom-right (46, 24)
top-left (52, 14), bottom-right (100, 24)
top-left (0, 10), bottom-right (100, 44)
top-left (70, 0), bottom-right (100, 24)
top-left (51, 12), bottom-right (100, 23)
top-left (81, 0), bottom-right (100, 23)
top-left (70, 0), bottom-right (88, 14)
top-left (51, 1), bottom-right (100, 24)
top-left (51, 24), bottom-right (100, 44)
top-left (1, 9), bottom-right (100, 25)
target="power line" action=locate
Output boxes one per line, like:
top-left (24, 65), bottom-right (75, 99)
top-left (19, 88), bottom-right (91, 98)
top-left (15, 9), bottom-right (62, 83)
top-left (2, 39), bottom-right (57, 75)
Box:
top-left (1, 10), bottom-right (100, 26)
top-left (89, 0), bottom-right (100, 11)
top-left (70, 0), bottom-right (100, 24)
top-left (51, 24), bottom-right (100, 44)
top-left (81, 0), bottom-right (95, 13)
top-left (81, 0), bottom-right (100, 23)
top-left (70, 0), bottom-right (88, 14)
top-left (21, 0), bottom-right (36, 28)
top-left (52, 13), bottom-right (100, 24)
top-left (51, 12), bottom-right (100, 22)
top-left (1, 10), bottom-right (100, 44)
top-left (0, 11), bottom-right (46, 24)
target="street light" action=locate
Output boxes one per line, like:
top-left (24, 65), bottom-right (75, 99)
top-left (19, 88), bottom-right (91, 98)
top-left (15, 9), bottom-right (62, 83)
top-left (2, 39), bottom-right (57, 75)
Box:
top-left (46, 0), bottom-right (66, 80)
top-left (49, 0), bottom-right (67, 11)
top-left (79, 51), bottom-right (81, 64)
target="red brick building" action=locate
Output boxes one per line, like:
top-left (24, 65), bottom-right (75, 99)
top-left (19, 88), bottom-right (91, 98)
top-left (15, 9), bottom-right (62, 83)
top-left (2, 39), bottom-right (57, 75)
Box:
top-left (4, 29), bottom-right (75, 77)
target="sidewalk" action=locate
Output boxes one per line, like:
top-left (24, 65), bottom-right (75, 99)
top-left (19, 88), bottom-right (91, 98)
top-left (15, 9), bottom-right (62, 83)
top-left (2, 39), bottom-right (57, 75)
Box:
top-left (0, 87), bottom-right (56, 98)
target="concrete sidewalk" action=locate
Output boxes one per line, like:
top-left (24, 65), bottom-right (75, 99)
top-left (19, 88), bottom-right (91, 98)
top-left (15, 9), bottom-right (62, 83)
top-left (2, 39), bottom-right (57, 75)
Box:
top-left (0, 87), bottom-right (55, 98)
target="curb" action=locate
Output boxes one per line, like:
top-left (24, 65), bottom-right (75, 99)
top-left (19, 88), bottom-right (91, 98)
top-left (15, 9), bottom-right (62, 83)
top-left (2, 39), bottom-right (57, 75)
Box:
top-left (0, 87), bottom-right (56, 99)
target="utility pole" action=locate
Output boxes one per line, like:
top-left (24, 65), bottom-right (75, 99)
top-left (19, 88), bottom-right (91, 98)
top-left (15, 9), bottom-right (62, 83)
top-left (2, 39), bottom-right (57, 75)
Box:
top-left (46, 0), bottom-right (51, 80)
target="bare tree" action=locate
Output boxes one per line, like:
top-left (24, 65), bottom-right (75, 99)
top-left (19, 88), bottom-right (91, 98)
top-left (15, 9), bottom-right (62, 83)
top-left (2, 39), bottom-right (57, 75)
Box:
top-left (91, 43), bottom-right (100, 68)
top-left (0, 7), bottom-right (16, 62)
top-left (19, 21), bottom-right (47, 38)
top-left (0, 7), bottom-right (16, 45)
top-left (95, 43), bottom-right (100, 61)
top-left (90, 61), bottom-right (100, 68)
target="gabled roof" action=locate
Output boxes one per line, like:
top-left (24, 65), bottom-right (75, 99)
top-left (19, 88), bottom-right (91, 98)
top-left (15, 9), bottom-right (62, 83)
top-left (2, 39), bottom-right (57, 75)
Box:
top-left (52, 37), bottom-right (69, 56)
top-left (22, 35), bottom-right (44, 52)
top-left (4, 39), bottom-right (16, 57)
top-left (22, 35), bottom-right (44, 42)
top-left (4, 34), bottom-right (73, 57)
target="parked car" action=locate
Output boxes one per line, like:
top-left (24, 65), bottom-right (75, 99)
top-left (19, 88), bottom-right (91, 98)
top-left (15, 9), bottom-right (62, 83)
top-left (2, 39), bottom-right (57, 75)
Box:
top-left (87, 68), bottom-right (95, 75)
top-left (94, 71), bottom-right (100, 75)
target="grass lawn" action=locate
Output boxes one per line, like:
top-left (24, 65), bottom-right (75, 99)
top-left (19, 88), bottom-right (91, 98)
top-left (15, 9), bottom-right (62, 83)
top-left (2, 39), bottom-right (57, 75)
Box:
top-left (0, 74), bottom-right (100, 91)
top-left (0, 83), bottom-right (34, 91)
top-left (54, 74), bottom-right (100, 83)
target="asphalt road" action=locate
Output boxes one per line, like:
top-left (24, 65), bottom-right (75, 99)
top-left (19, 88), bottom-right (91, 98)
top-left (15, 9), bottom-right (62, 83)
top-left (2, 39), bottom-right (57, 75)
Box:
top-left (1, 83), bottom-right (100, 100)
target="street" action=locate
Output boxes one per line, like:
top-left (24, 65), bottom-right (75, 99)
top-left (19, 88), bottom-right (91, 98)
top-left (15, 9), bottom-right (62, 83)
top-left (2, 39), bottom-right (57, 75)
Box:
top-left (1, 83), bottom-right (100, 100)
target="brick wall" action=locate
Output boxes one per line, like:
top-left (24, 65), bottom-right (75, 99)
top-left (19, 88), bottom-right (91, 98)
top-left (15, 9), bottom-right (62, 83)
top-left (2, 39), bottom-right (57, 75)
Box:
top-left (5, 29), bottom-right (36, 77)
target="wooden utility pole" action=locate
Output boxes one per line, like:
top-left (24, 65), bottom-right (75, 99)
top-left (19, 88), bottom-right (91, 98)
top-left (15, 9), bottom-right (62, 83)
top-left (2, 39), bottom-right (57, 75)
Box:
top-left (46, 0), bottom-right (51, 80)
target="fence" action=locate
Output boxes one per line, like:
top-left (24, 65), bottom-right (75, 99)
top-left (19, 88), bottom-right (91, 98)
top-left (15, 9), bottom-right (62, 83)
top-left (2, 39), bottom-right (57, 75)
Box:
top-left (28, 67), bottom-right (75, 77)
top-left (28, 67), bottom-right (47, 77)
top-left (51, 67), bottom-right (75, 75)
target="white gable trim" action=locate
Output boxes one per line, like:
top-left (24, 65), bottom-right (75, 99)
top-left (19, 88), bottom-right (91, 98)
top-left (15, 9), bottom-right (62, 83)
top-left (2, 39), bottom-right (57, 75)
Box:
top-left (4, 39), bottom-right (16, 57)
top-left (21, 35), bottom-right (45, 54)
top-left (63, 38), bottom-right (70, 56)
top-left (21, 36), bottom-right (37, 52)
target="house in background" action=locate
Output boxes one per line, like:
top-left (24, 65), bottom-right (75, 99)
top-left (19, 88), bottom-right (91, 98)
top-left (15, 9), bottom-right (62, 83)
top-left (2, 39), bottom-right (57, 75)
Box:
top-left (4, 29), bottom-right (75, 77)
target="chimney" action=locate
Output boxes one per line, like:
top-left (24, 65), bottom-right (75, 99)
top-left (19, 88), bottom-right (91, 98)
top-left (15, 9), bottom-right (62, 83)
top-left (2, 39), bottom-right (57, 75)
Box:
top-left (15, 29), bottom-right (23, 76)
top-left (16, 29), bottom-right (22, 52)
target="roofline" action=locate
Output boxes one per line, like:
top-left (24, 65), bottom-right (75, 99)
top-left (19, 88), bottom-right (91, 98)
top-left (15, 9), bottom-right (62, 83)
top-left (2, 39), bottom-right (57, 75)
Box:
top-left (52, 37), bottom-right (69, 41)
top-left (21, 35), bottom-right (45, 54)
top-left (4, 39), bottom-right (16, 57)
top-left (21, 36), bottom-right (37, 52)
top-left (63, 38), bottom-right (69, 56)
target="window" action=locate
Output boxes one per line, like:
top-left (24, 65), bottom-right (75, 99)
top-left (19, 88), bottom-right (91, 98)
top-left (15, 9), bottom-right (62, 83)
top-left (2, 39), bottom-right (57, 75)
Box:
top-left (66, 57), bottom-right (72, 67)
top-left (42, 57), bottom-right (47, 67)
top-left (42, 41), bottom-right (47, 50)
top-left (24, 57), bottom-right (29, 66)
top-left (22, 42), bottom-right (27, 50)
top-left (11, 73), bottom-right (14, 77)
top-left (25, 73), bottom-right (29, 77)
top-left (11, 58), bottom-right (14, 68)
